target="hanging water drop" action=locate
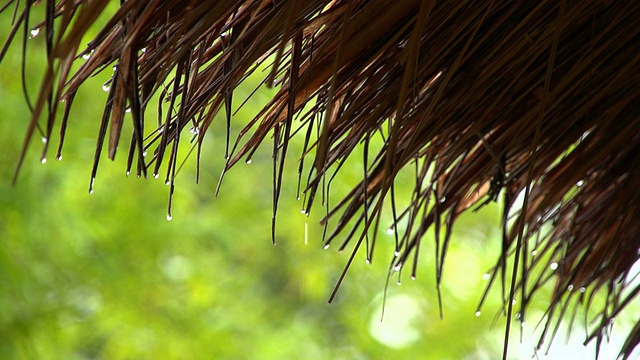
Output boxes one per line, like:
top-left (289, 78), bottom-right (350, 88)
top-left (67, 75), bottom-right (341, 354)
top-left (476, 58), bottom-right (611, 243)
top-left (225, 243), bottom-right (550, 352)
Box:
top-left (301, 209), bottom-right (307, 214)
top-left (579, 287), bottom-right (586, 293)
top-left (531, 249), bottom-right (538, 256)
top-left (56, 155), bottom-right (62, 161)
top-left (323, 244), bottom-right (330, 250)
top-left (125, 107), bottom-right (131, 113)
top-left (126, 171), bottom-right (130, 176)
top-left (41, 137), bottom-right (48, 144)
top-left (396, 280), bottom-right (401, 286)
top-left (41, 158), bottom-right (47, 164)
top-left (394, 250), bottom-right (401, 257)
top-left (393, 264), bottom-right (402, 272)
top-left (576, 180), bottom-right (584, 187)
top-left (153, 173), bottom-right (159, 179)
top-left (82, 53), bottom-right (91, 60)
top-left (475, 311), bottom-right (481, 317)
top-left (29, 27), bottom-right (40, 39)
top-left (89, 177), bottom-right (95, 194)
top-left (102, 82), bottom-right (111, 92)
top-left (365, 258), bottom-right (371, 264)
top-left (140, 48), bottom-right (147, 54)
top-left (482, 273), bottom-right (491, 280)
top-left (158, 127), bottom-right (164, 134)
top-left (245, 159), bottom-right (252, 164)
top-left (143, 151), bottom-right (148, 157)
top-left (567, 284), bottom-right (574, 291)
top-left (550, 262), bottom-right (558, 270)
top-left (166, 214), bottom-right (173, 221)
top-left (386, 227), bottom-right (395, 235)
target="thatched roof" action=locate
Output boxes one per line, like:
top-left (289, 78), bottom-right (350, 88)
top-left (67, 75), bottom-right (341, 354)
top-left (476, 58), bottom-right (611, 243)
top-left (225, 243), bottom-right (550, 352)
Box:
top-left (2, 0), bottom-right (639, 358)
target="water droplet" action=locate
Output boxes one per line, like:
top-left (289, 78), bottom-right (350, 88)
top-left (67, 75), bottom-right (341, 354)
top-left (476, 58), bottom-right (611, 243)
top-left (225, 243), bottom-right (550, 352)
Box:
top-left (511, 299), bottom-right (517, 305)
top-left (158, 127), bottom-right (164, 134)
top-left (439, 196), bottom-right (446, 203)
top-left (579, 287), bottom-right (586, 293)
top-left (482, 273), bottom-right (491, 280)
top-left (141, 48), bottom-right (147, 53)
top-left (365, 259), bottom-right (371, 264)
top-left (89, 177), bottom-right (95, 194)
top-left (567, 284), bottom-right (574, 291)
top-left (143, 151), bottom-right (147, 157)
top-left (475, 311), bottom-right (481, 317)
top-left (41, 158), bottom-right (47, 164)
top-left (56, 155), bottom-right (62, 161)
top-left (393, 264), bottom-right (402, 272)
top-left (82, 53), bottom-right (91, 60)
top-left (41, 137), bottom-right (48, 143)
top-left (245, 159), bottom-right (252, 164)
top-left (411, 275), bottom-right (416, 280)
top-left (125, 107), bottom-right (131, 113)
top-left (550, 262), bottom-right (558, 271)
top-left (189, 127), bottom-right (200, 134)
top-left (576, 180), bottom-right (584, 187)
top-left (301, 209), bottom-right (307, 214)
top-left (323, 244), bottom-right (330, 250)
top-left (386, 227), bottom-right (395, 235)
top-left (531, 250), bottom-right (538, 256)
top-left (102, 82), bottom-right (111, 92)
top-left (165, 180), bottom-right (171, 186)
top-left (166, 214), bottom-right (173, 221)
top-left (112, 65), bottom-right (118, 72)
top-left (29, 27), bottom-right (40, 38)
top-left (153, 173), bottom-right (159, 179)
top-left (396, 280), bottom-right (401, 286)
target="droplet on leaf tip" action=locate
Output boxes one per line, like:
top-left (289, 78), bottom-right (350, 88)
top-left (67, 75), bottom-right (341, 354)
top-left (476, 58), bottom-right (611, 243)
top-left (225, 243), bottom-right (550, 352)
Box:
top-left (29, 27), bottom-right (40, 38)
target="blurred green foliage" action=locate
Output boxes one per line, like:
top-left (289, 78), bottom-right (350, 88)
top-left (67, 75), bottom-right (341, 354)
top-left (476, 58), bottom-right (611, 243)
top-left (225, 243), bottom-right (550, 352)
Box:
top-left (1, 8), bottom-right (631, 360)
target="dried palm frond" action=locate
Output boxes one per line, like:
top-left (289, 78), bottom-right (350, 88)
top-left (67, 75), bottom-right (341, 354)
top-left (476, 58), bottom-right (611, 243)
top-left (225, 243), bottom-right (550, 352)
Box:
top-left (2, 0), bottom-right (640, 358)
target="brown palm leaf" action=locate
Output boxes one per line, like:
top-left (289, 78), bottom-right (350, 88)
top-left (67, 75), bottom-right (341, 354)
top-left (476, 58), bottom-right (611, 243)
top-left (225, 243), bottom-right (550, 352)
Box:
top-left (2, 0), bottom-right (640, 358)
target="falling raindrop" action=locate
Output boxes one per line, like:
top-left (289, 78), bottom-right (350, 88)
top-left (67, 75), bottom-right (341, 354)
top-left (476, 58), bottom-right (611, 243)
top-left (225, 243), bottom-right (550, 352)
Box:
top-left (29, 27), bottom-right (40, 39)
top-left (475, 311), bottom-right (481, 317)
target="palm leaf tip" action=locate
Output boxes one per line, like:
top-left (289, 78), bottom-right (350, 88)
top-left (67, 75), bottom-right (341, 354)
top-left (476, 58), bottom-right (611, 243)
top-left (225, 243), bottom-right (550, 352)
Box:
top-left (2, 0), bottom-right (640, 358)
